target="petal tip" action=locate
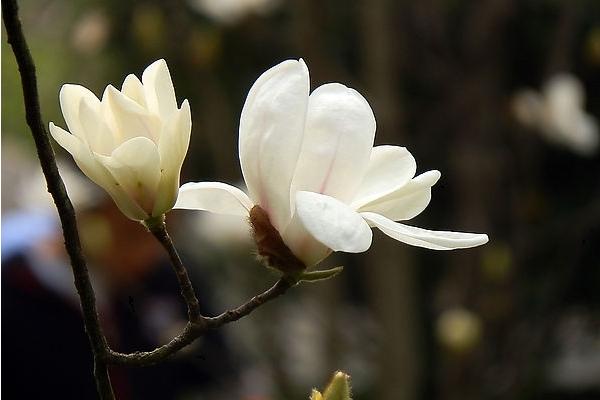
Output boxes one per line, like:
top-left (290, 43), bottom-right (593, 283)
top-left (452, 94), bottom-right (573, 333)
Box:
top-left (60, 83), bottom-right (82, 94)
top-left (298, 57), bottom-right (308, 70)
top-left (144, 58), bottom-right (169, 78)
top-left (121, 73), bottom-right (141, 88)
top-left (102, 84), bottom-right (120, 103)
top-left (180, 98), bottom-right (190, 110)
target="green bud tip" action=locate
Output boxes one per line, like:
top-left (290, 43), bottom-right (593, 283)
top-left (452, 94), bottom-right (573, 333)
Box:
top-left (322, 371), bottom-right (352, 400)
top-left (310, 389), bottom-right (324, 400)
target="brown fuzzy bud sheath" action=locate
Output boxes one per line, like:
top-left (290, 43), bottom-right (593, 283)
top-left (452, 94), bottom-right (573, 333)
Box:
top-left (249, 205), bottom-right (306, 275)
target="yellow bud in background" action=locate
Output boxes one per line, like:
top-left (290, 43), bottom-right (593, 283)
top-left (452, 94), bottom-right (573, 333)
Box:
top-left (436, 308), bottom-right (483, 354)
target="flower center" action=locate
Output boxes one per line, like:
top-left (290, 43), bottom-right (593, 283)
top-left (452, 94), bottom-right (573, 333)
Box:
top-left (249, 205), bottom-right (306, 275)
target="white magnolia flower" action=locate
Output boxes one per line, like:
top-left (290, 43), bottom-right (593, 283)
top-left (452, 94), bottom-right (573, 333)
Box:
top-left (512, 74), bottom-right (599, 156)
top-left (50, 59), bottom-right (191, 221)
top-left (188, 0), bottom-right (280, 25)
top-left (176, 59), bottom-right (488, 269)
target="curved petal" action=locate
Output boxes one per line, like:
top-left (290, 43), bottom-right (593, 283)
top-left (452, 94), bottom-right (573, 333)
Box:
top-left (293, 191), bottom-right (372, 254)
top-left (49, 122), bottom-right (82, 157)
top-left (291, 83), bottom-right (376, 203)
top-left (152, 100), bottom-right (192, 216)
top-left (59, 84), bottom-right (100, 140)
top-left (239, 59), bottom-right (310, 232)
top-left (97, 137), bottom-right (161, 214)
top-left (105, 85), bottom-right (160, 144)
top-left (78, 97), bottom-right (115, 155)
top-left (142, 59), bottom-right (178, 121)
top-left (357, 170), bottom-right (441, 221)
top-left (282, 211), bottom-right (332, 268)
top-left (361, 212), bottom-right (489, 250)
top-left (49, 123), bottom-right (148, 220)
top-left (351, 145), bottom-right (416, 207)
top-left (175, 182), bottom-right (253, 217)
top-left (121, 74), bottom-right (147, 107)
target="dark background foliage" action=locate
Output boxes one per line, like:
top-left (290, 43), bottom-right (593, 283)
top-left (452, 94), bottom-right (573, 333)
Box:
top-left (2, 0), bottom-right (600, 399)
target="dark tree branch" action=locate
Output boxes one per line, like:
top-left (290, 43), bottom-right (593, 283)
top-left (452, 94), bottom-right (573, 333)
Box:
top-left (1, 0), bottom-right (114, 398)
top-left (145, 216), bottom-right (203, 322)
top-left (205, 277), bottom-right (294, 326)
top-left (108, 277), bottom-right (295, 366)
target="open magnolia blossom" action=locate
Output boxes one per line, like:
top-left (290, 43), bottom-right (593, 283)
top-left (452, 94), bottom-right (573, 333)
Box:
top-left (50, 59), bottom-right (191, 221)
top-left (175, 59), bottom-right (488, 269)
top-left (188, 0), bottom-right (280, 25)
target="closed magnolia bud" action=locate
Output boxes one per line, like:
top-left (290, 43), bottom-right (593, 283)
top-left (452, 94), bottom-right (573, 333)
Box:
top-left (50, 59), bottom-right (191, 221)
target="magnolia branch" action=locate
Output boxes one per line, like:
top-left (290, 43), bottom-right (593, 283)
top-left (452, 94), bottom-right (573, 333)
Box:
top-left (145, 217), bottom-right (203, 322)
top-left (107, 277), bottom-right (295, 366)
top-left (3, 0), bottom-right (297, 394)
top-left (1, 0), bottom-right (115, 398)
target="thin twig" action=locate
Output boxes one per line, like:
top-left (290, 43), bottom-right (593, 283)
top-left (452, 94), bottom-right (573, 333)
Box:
top-left (108, 277), bottom-right (295, 366)
top-left (1, 0), bottom-right (114, 398)
top-left (205, 278), bottom-right (294, 327)
top-left (146, 216), bottom-right (203, 322)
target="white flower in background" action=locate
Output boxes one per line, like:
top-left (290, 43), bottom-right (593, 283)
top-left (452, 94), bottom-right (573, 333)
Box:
top-left (188, 0), bottom-right (280, 25)
top-left (176, 59), bottom-right (488, 270)
top-left (513, 73), bottom-right (599, 156)
top-left (50, 59), bottom-right (191, 221)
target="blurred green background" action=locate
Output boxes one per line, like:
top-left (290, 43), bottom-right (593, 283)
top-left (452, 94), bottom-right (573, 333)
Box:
top-left (2, 0), bottom-right (600, 399)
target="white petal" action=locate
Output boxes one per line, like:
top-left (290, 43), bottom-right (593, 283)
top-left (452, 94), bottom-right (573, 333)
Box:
top-left (293, 191), bottom-right (372, 253)
top-left (174, 182), bottom-right (253, 217)
top-left (49, 123), bottom-right (148, 220)
top-left (152, 100), bottom-right (192, 216)
top-left (239, 59), bottom-right (310, 231)
top-left (357, 170), bottom-right (441, 221)
top-left (291, 83), bottom-right (376, 203)
top-left (158, 100), bottom-right (191, 167)
top-left (352, 145), bottom-right (416, 207)
top-left (121, 74), bottom-right (147, 107)
top-left (544, 74), bottom-right (584, 110)
top-left (362, 212), bottom-right (489, 250)
top-left (104, 85), bottom-right (160, 144)
top-left (142, 59), bottom-right (178, 120)
top-left (98, 137), bottom-right (161, 214)
top-left (59, 84), bottom-right (101, 140)
top-left (49, 122), bottom-right (82, 157)
top-left (282, 212), bottom-right (331, 267)
top-left (78, 97), bottom-right (115, 155)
